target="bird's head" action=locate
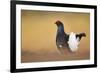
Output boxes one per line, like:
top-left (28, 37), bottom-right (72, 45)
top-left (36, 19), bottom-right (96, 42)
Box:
top-left (55, 20), bottom-right (64, 27)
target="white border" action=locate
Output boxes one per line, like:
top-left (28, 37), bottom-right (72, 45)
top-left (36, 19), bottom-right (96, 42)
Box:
top-left (16, 4), bottom-right (94, 69)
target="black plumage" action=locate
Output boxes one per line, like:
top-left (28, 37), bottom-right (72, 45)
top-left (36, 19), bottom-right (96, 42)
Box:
top-left (55, 20), bottom-right (86, 53)
top-left (55, 20), bottom-right (69, 49)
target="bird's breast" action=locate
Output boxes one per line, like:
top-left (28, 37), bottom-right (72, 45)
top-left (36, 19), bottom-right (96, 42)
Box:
top-left (56, 33), bottom-right (68, 48)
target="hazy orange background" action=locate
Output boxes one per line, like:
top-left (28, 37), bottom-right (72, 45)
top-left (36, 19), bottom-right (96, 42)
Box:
top-left (21, 10), bottom-right (90, 63)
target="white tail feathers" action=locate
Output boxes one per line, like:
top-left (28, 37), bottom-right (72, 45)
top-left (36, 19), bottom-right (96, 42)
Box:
top-left (68, 32), bottom-right (79, 52)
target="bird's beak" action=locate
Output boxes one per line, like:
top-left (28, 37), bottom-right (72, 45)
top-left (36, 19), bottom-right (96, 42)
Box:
top-left (55, 20), bottom-right (60, 25)
top-left (55, 21), bottom-right (57, 24)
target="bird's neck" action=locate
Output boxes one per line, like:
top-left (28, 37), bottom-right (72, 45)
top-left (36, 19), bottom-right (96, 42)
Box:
top-left (57, 26), bottom-right (65, 34)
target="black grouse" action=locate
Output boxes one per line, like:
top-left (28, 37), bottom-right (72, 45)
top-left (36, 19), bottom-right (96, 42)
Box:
top-left (55, 20), bottom-right (86, 53)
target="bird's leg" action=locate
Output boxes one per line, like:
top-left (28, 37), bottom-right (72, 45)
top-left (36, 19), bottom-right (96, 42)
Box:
top-left (56, 44), bottom-right (62, 54)
top-left (57, 45), bottom-right (64, 55)
top-left (56, 41), bottom-right (64, 54)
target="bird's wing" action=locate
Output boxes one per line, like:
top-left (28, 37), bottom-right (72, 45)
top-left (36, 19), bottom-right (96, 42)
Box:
top-left (76, 33), bottom-right (86, 41)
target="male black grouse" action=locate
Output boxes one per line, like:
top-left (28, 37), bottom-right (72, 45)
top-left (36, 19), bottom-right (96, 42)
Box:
top-left (55, 20), bottom-right (86, 53)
